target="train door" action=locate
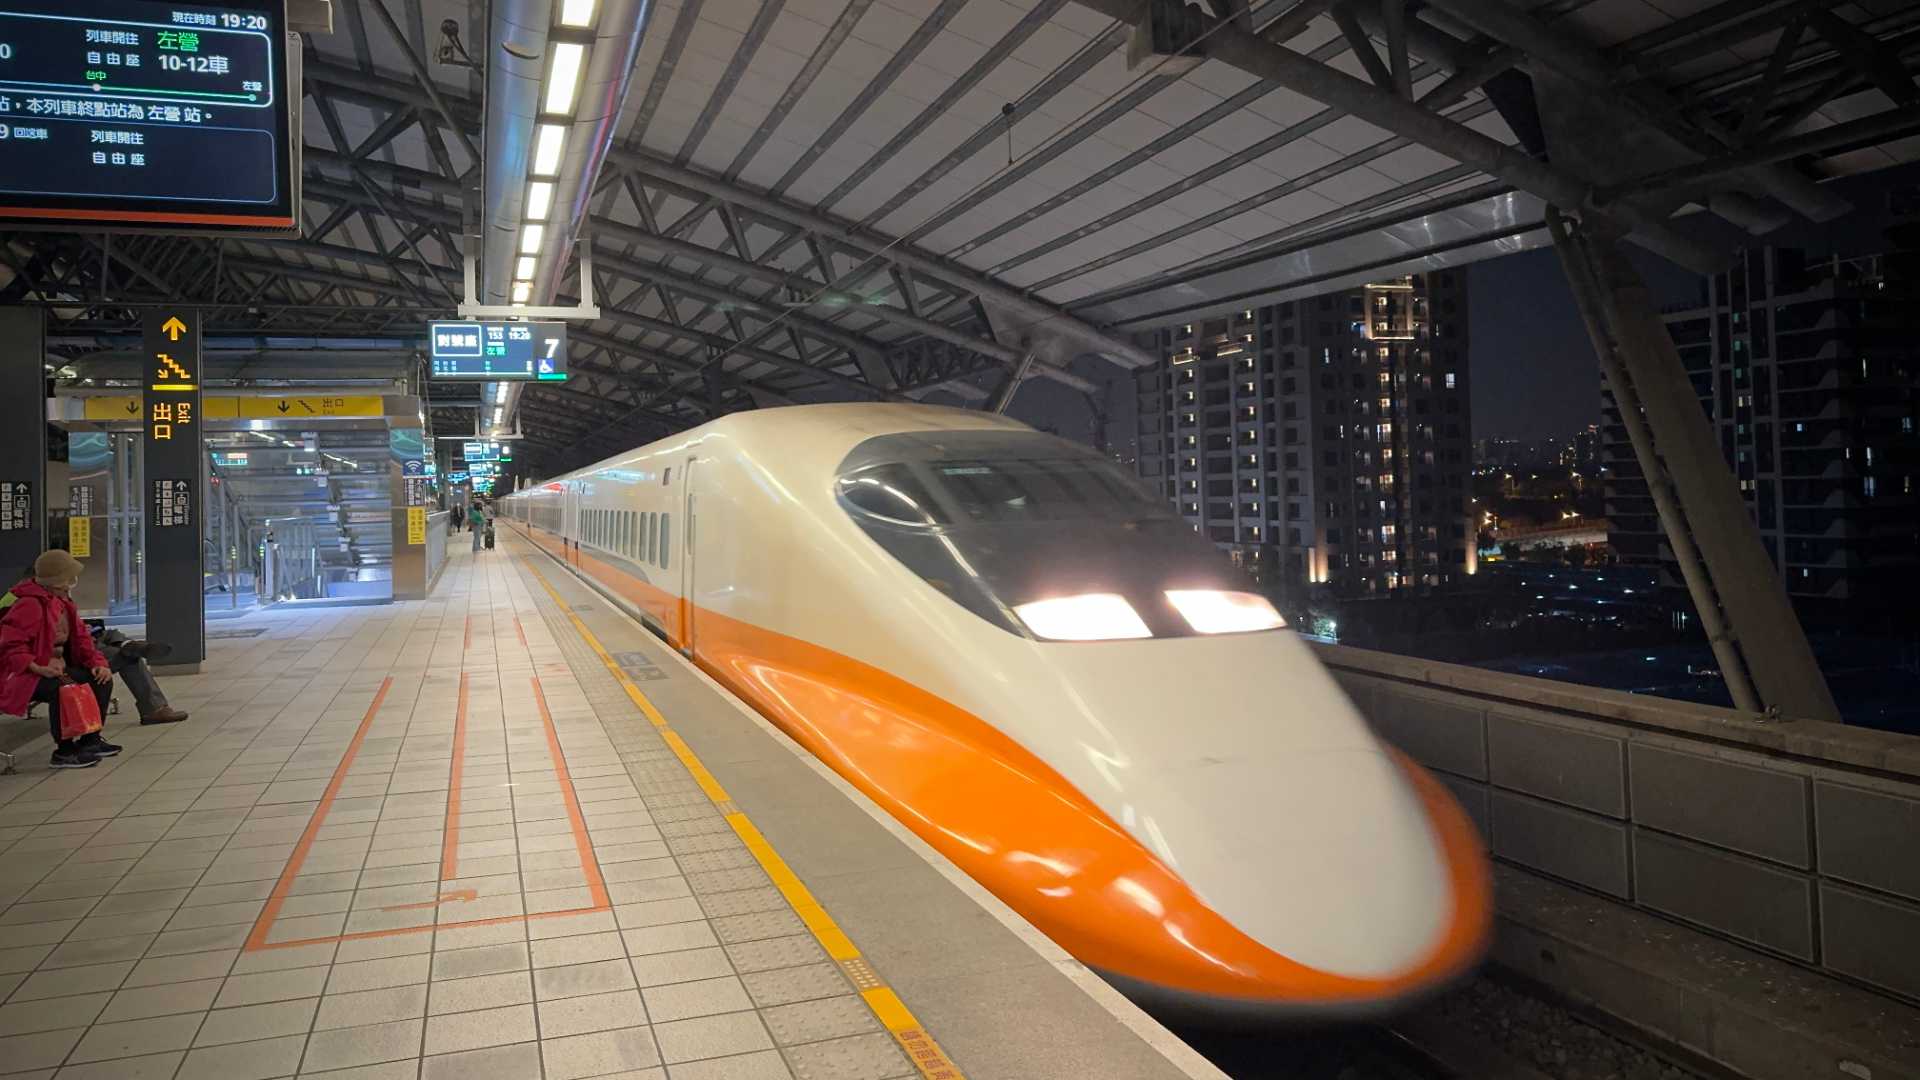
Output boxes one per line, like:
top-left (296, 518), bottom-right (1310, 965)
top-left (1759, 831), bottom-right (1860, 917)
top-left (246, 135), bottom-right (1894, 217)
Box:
top-left (563, 483), bottom-right (579, 567)
top-left (678, 457), bottom-right (697, 655)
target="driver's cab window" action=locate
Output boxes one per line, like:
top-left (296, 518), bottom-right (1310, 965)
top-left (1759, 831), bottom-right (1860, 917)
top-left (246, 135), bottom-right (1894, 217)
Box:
top-left (837, 465), bottom-right (946, 527)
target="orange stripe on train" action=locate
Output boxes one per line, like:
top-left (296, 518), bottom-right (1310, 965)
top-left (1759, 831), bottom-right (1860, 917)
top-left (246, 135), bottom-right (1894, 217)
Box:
top-left (520, 524), bottom-right (1491, 1002)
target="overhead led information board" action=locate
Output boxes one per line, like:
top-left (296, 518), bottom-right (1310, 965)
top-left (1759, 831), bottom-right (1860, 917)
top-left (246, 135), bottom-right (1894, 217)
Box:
top-left (0, 0), bottom-right (297, 232)
top-left (429, 321), bottom-right (569, 381)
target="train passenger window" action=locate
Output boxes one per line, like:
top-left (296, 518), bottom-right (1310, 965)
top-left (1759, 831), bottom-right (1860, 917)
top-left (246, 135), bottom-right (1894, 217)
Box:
top-left (645, 512), bottom-right (656, 564)
top-left (660, 515), bottom-right (670, 570)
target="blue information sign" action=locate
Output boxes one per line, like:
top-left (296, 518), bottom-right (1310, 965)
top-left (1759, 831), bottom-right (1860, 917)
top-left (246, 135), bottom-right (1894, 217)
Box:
top-left (429, 320), bottom-right (568, 381)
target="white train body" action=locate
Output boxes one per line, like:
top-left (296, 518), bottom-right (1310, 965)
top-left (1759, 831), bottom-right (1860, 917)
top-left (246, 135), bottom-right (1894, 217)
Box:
top-left (503, 403), bottom-right (1489, 1020)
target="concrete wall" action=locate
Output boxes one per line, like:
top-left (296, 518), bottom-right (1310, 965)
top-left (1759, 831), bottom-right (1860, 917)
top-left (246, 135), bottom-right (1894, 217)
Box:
top-left (1316, 643), bottom-right (1920, 1004)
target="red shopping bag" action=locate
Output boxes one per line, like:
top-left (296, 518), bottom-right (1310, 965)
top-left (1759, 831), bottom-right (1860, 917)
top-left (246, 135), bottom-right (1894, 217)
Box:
top-left (57, 681), bottom-right (103, 741)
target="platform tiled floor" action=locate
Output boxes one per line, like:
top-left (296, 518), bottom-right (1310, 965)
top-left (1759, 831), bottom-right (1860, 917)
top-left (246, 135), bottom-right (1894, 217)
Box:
top-left (0, 542), bottom-right (948, 1079)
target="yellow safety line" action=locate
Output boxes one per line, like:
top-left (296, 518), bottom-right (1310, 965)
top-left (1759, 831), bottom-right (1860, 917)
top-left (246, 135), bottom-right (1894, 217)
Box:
top-left (519, 549), bottom-right (966, 1080)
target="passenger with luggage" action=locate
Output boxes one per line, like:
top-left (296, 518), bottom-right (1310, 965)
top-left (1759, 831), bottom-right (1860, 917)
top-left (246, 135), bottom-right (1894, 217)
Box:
top-left (469, 501), bottom-right (487, 552)
top-left (0, 551), bottom-right (118, 769)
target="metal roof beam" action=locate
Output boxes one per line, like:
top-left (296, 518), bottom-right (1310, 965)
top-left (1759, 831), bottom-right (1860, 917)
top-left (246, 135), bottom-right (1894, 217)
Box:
top-left (1071, 0), bottom-right (1727, 273)
top-left (1422, 0), bottom-right (1851, 223)
top-left (608, 152), bottom-right (1157, 368)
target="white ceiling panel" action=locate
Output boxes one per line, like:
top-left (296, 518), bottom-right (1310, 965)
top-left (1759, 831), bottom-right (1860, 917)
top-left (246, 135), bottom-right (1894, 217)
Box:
top-left (947, 0), bottom-right (1027, 46)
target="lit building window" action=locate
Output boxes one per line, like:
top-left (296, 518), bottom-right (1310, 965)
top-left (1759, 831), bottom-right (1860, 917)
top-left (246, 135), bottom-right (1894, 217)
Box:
top-left (1445, 372), bottom-right (1456, 389)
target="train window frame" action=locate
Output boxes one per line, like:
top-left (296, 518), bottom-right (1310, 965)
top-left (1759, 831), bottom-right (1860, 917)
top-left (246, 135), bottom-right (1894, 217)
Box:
top-left (646, 512), bottom-right (656, 564)
top-left (660, 515), bottom-right (671, 570)
top-left (836, 465), bottom-right (947, 528)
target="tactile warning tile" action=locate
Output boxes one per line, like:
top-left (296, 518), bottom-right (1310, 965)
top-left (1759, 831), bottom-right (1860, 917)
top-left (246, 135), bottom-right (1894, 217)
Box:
top-left (697, 886), bottom-right (788, 919)
top-left (783, 1031), bottom-right (916, 1080)
top-left (686, 867), bottom-right (775, 894)
top-left (676, 848), bottom-right (760, 873)
top-left (660, 815), bottom-right (735, 839)
top-left (712, 909), bottom-right (809, 944)
top-left (741, 962), bottom-right (854, 1009)
top-left (724, 933), bottom-right (830, 973)
top-left (669, 831), bottom-right (748, 855)
top-left (761, 994), bottom-right (882, 1046)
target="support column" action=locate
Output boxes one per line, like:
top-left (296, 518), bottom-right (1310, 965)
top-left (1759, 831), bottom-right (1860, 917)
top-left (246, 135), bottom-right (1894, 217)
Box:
top-left (391, 415), bottom-right (430, 600)
top-left (0, 308), bottom-right (47, 575)
top-left (142, 309), bottom-right (204, 669)
top-left (1552, 213), bottom-right (1839, 722)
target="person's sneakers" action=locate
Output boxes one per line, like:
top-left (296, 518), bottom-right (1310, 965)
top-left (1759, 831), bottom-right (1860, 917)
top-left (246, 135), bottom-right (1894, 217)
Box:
top-left (49, 747), bottom-right (100, 769)
top-left (140, 707), bottom-right (189, 725)
top-left (78, 733), bottom-right (122, 757)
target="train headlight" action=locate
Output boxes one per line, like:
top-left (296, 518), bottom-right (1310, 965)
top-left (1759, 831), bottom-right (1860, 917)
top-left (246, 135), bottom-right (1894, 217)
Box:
top-left (1166, 590), bottom-right (1286, 634)
top-left (1014, 594), bottom-right (1151, 641)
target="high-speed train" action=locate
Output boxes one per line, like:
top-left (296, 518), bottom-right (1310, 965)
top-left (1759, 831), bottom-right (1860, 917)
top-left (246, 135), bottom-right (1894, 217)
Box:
top-left (501, 403), bottom-right (1490, 1021)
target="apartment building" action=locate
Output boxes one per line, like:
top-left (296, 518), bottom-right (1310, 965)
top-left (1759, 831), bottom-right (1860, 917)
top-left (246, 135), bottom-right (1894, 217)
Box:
top-left (1133, 272), bottom-right (1475, 602)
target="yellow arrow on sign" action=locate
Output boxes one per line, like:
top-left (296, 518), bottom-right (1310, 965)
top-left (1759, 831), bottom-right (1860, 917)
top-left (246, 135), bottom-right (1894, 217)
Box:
top-left (161, 316), bottom-right (187, 341)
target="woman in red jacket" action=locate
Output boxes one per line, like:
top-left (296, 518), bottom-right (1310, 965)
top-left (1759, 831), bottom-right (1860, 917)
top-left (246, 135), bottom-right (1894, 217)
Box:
top-left (0, 550), bottom-right (118, 769)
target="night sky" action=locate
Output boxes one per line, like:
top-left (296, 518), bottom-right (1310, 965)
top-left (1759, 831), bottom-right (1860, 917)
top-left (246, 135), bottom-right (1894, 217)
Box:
top-left (1466, 245), bottom-right (1701, 442)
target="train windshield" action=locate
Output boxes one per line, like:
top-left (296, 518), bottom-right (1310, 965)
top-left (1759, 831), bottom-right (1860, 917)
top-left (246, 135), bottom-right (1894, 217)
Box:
top-left (836, 430), bottom-right (1281, 640)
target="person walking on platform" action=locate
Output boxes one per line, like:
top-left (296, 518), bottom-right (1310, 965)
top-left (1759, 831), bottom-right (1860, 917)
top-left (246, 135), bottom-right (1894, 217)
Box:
top-left (469, 501), bottom-right (487, 552)
top-left (0, 551), bottom-right (119, 769)
top-left (2, 564), bottom-right (188, 726)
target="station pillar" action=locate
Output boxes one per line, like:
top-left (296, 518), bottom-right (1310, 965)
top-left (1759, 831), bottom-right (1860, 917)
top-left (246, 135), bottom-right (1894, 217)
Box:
top-left (0, 308), bottom-right (47, 575)
top-left (142, 309), bottom-right (205, 668)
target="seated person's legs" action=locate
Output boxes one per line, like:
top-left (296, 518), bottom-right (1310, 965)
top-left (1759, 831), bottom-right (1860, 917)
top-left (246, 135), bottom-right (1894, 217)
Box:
top-left (97, 632), bottom-right (187, 724)
top-left (33, 677), bottom-right (114, 767)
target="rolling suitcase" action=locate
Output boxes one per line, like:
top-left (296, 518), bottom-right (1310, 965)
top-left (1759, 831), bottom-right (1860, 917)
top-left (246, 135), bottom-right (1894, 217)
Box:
top-left (483, 524), bottom-right (496, 549)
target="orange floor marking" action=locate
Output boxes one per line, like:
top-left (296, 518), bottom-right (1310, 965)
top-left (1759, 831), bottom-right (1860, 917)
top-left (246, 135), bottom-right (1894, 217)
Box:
top-left (439, 673), bottom-right (468, 882)
top-left (242, 665), bottom-right (613, 950)
top-left (243, 677), bottom-right (394, 952)
top-left (381, 888), bottom-right (478, 912)
top-left (532, 673), bottom-right (610, 909)
top-left (514, 615), bottom-right (528, 648)
top-left (463, 615), bottom-right (472, 650)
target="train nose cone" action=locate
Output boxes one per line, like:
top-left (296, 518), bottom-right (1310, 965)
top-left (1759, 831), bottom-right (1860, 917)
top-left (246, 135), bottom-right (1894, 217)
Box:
top-left (1154, 749), bottom-right (1453, 979)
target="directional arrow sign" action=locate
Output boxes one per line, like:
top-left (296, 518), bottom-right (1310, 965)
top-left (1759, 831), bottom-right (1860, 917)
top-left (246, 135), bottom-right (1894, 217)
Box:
top-left (276, 400), bottom-right (290, 413)
top-left (161, 316), bottom-right (187, 341)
